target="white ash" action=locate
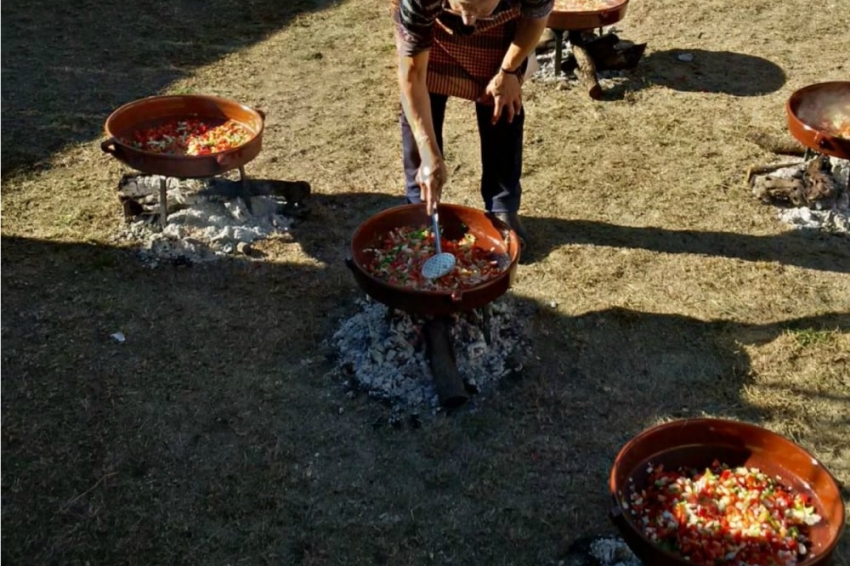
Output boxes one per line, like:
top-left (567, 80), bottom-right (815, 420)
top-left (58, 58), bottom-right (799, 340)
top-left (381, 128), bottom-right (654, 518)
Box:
top-left (533, 32), bottom-right (630, 87)
top-left (112, 176), bottom-right (294, 267)
top-left (559, 535), bottom-right (643, 566)
top-left (327, 295), bottom-right (532, 421)
top-left (587, 536), bottom-right (642, 566)
top-left (754, 157), bottom-right (850, 234)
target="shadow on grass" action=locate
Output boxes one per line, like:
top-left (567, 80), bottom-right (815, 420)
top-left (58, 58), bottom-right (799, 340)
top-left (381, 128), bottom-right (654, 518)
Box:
top-left (1, 0), bottom-right (344, 177)
top-left (279, 191), bottom-right (849, 275)
top-left (637, 49), bottom-right (787, 96)
top-left (519, 215), bottom-right (850, 273)
top-left (2, 196), bottom-right (847, 563)
top-left (535, 303), bottom-right (849, 561)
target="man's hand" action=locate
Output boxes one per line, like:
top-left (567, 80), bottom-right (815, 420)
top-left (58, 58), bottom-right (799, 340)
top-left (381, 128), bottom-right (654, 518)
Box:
top-left (416, 153), bottom-right (448, 213)
top-left (482, 70), bottom-right (523, 125)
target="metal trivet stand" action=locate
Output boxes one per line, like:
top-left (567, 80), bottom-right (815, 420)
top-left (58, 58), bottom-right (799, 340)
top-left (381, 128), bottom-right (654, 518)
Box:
top-left (117, 170), bottom-right (311, 225)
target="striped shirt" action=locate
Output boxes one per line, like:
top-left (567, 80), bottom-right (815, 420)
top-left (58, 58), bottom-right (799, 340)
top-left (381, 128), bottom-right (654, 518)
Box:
top-left (393, 0), bottom-right (554, 100)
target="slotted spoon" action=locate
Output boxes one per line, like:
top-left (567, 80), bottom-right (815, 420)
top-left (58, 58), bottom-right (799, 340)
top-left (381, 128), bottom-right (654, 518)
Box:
top-left (422, 207), bottom-right (456, 279)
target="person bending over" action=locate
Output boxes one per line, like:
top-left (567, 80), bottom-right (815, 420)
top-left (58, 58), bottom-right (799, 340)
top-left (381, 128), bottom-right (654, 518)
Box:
top-left (393, 0), bottom-right (553, 251)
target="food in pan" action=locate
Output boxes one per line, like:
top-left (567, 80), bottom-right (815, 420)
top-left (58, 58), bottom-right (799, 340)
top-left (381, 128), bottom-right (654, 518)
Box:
top-left (362, 224), bottom-right (506, 291)
top-left (554, 0), bottom-right (622, 11)
top-left (821, 118), bottom-right (850, 140)
top-left (627, 460), bottom-right (821, 566)
top-left (123, 118), bottom-right (252, 155)
top-left (798, 94), bottom-right (850, 140)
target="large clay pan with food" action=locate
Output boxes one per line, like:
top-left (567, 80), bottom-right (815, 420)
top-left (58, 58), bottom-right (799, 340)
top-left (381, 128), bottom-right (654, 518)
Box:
top-left (102, 94), bottom-right (265, 178)
top-left (609, 418), bottom-right (845, 566)
top-left (346, 204), bottom-right (520, 317)
top-left (786, 81), bottom-right (850, 160)
top-left (548, 0), bottom-right (629, 30)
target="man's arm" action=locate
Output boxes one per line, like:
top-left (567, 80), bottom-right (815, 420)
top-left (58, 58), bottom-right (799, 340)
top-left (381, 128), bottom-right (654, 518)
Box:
top-left (397, 50), bottom-right (447, 212)
top-left (395, 0), bottom-right (448, 210)
top-left (485, 13), bottom-right (550, 124)
top-left (500, 14), bottom-right (550, 75)
top-left (398, 50), bottom-right (442, 176)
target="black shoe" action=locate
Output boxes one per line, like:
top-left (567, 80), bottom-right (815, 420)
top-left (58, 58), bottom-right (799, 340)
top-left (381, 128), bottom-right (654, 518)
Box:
top-left (493, 212), bottom-right (529, 252)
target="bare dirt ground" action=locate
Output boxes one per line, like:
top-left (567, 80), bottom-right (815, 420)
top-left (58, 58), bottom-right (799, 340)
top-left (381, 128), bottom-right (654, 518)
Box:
top-left (2, 0), bottom-right (849, 564)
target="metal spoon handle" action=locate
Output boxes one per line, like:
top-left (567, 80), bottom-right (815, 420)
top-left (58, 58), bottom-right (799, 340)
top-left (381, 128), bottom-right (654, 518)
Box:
top-left (431, 210), bottom-right (442, 255)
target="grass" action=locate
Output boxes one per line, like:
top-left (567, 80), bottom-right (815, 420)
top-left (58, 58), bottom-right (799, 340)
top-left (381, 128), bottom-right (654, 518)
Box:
top-left (2, 0), bottom-right (849, 564)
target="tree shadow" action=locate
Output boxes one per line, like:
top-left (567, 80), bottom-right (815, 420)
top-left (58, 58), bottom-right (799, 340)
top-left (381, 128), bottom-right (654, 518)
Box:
top-left (1, 231), bottom-right (847, 564)
top-left (537, 304), bottom-right (850, 423)
top-left (1, 0), bottom-right (344, 177)
top-left (527, 302), bottom-right (849, 561)
top-left (635, 49), bottom-right (786, 96)
top-left (519, 215), bottom-right (850, 273)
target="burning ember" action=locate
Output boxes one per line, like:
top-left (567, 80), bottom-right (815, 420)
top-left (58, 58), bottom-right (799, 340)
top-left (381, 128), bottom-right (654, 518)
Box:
top-left (112, 174), bottom-right (310, 266)
top-left (749, 156), bottom-right (850, 233)
top-left (326, 295), bottom-right (533, 425)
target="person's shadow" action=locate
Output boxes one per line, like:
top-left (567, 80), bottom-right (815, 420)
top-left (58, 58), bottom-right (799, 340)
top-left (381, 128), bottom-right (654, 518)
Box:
top-left (260, 189), bottom-right (847, 275)
top-left (517, 214), bottom-right (849, 274)
top-left (275, 190), bottom-right (847, 276)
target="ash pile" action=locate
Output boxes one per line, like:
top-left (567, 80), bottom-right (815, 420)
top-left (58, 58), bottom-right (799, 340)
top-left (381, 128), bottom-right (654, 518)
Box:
top-left (112, 174), bottom-right (311, 266)
top-left (748, 155), bottom-right (850, 233)
top-left (560, 535), bottom-right (641, 566)
top-left (533, 28), bottom-right (646, 85)
top-left (326, 295), bottom-right (534, 426)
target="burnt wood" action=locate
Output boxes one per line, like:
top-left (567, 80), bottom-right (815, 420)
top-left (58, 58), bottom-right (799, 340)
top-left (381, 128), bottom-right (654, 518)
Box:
top-left (749, 155), bottom-right (838, 207)
top-left (568, 31), bottom-right (602, 100)
top-left (423, 317), bottom-right (469, 409)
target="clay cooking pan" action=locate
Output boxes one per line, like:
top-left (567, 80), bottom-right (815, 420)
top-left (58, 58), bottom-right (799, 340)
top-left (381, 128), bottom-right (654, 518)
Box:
top-left (786, 81), bottom-right (850, 160)
top-left (346, 203), bottom-right (520, 317)
top-left (102, 94), bottom-right (265, 178)
top-left (548, 0), bottom-right (629, 30)
top-left (609, 418), bottom-right (845, 566)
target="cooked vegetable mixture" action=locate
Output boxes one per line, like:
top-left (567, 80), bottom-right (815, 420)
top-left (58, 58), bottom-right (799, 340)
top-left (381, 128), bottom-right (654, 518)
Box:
top-left (627, 461), bottom-right (821, 566)
top-left (124, 118), bottom-right (252, 155)
top-left (363, 225), bottom-right (506, 291)
top-left (818, 118), bottom-right (850, 140)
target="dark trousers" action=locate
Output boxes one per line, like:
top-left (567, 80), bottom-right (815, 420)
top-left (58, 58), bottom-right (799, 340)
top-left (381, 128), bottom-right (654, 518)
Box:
top-left (400, 92), bottom-right (524, 214)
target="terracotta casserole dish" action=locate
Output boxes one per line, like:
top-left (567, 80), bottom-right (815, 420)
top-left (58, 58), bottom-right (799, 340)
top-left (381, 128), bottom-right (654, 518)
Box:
top-left (609, 418), bottom-right (845, 566)
top-left (786, 81), bottom-right (850, 160)
top-left (102, 94), bottom-right (265, 178)
top-left (346, 203), bottom-right (520, 317)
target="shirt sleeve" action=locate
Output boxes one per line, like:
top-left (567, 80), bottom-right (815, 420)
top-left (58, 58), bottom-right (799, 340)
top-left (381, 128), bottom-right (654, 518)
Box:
top-left (520, 0), bottom-right (554, 19)
top-left (393, 0), bottom-right (442, 57)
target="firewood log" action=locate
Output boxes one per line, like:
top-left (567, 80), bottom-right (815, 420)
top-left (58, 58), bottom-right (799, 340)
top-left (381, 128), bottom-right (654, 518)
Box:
top-left (423, 318), bottom-right (469, 408)
top-left (571, 44), bottom-right (602, 99)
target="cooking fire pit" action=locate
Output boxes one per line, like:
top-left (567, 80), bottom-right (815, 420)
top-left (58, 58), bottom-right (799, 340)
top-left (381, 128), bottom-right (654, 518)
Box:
top-left (102, 94), bottom-right (266, 227)
top-left (547, 0), bottom-right (634, 99)
top-left (346, 203), bottom-right (521, 408)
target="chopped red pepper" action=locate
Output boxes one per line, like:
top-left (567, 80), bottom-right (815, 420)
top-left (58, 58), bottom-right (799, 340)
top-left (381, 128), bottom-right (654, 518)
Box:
top-left (124, 118), bottom-right (251, 155)
top-left (628, 460), bottom-right (821, 566)
top-left (363, 224), bottom-right (506, 291)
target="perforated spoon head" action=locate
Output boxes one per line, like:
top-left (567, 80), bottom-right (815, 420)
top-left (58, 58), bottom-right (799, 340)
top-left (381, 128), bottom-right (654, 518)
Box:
top-left (422, 252), bottom-right (456, 279)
